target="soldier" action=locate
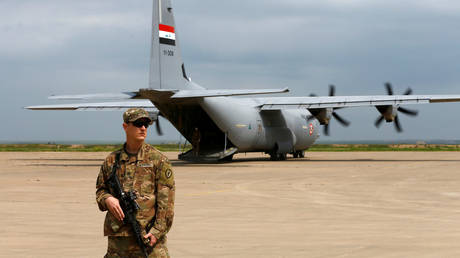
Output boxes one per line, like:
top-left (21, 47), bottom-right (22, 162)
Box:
top-left (96, 108), bottom-right (175, 258)
top-left (191, 127), bottom-right (201, 156)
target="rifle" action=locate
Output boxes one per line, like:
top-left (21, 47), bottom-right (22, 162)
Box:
top-left (106, 153), bottom-right (150, 258)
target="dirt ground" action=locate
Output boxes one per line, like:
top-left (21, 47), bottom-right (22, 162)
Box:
top-left (1, 151), bottom-right (460, 258)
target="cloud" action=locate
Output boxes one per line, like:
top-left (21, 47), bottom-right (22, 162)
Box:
top-left (0, 0), bottom-right (150, 57)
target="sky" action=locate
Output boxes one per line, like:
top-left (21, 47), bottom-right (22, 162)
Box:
top-left (2, 0), bottom-right (460, 144)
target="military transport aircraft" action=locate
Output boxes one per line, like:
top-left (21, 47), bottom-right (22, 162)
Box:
top-left (27, 0), bottom-right (460, 161)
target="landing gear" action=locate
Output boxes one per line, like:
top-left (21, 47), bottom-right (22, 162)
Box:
top-left (268, 144), bottom-right (288, 161)
top-left (279, 153), bottom-right (287, 160)
top-left (292, 150), bottom-right (305, 159)
top-left (299, 150), bottom-right (305, 158)
top-left (269, 152), bottom-right (287, 161)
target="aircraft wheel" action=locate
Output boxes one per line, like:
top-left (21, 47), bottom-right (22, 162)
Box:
top-left (278, 153), bottom-right (287, 160)
top-left (293, 152), bottom-right (299, 158)
top-left (270, 153), bottom-right (278, 161)
top-left (299, 151), bottom-right (305, 158)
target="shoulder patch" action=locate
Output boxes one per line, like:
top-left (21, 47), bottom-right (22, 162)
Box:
top-left (157, 160), bottom-right (174, 188)
top-left (165, 169), bottom-right (172, 179)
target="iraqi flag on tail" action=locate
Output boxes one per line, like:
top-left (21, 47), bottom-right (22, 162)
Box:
top-left (159, 24), bottom-right (176, 46)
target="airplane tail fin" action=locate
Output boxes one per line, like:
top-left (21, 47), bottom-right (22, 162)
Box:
top-left (149, 0), bottom-right (196, 90)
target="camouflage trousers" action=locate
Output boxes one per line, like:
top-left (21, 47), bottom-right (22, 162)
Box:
top-left (105, 236), bottom-right (170, 258)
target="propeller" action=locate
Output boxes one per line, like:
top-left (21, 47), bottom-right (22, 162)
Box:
top-left (148, 111), bottom-right (164, 135)
top-left (375, 83), bottom-right (419, 132)
top-left (308, 85), bottom-right (350, 136)
top-left (155, 118), bottom-right (163, 136)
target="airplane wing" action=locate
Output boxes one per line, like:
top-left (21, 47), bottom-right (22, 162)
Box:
top-left (257, 95), bottom-right (460, 110)
top-left (25, 100), bottom-right (157, 111)
top-left (170, 88), bottom-right (289, 98)
top-left (46, 88), bottom-right (289, 101)
top-left (48, 92), bottom-right (140, 100)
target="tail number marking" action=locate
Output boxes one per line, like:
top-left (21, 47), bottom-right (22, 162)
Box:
top-left (163, 50), bottom-right (174, 56)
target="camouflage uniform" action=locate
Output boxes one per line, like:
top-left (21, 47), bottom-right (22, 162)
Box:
top-left (96, 143), bottom-right (175, 258)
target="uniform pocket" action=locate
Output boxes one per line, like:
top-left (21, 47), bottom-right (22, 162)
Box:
top-left (106, 212), bottom-right (124, 233)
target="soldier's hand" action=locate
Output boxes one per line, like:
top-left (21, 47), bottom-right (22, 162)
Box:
top-left (144, 233), bottom-right (157, 247)
top-left (105, 196), bottom-right (125, 221)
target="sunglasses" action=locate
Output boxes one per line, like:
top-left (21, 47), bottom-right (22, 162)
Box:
top-left (132, 120), bottom-right (150, 128)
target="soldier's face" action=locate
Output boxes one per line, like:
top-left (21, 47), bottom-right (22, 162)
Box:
top-left (123, 120), bottom-right (148, 142)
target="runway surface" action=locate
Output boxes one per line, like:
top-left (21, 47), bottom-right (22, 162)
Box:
top-left (1, 151), bottom-right (460, 258)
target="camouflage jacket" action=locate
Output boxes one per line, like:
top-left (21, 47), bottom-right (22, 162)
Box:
top-left (96, 143), bottom-right (175, 241)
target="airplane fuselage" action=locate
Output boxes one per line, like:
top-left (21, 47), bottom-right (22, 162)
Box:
top-left (201, 97), bottom-right (320, 152)
top-left (155, 95), bottom-right (320, 157)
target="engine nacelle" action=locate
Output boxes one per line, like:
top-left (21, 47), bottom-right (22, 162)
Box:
top-left (375, 105), bottom-right (398, 122)
top-left (308, 108), bottom-right (333, 125)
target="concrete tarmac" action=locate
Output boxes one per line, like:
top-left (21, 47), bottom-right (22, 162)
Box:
top-left (1, 151), bottom-right (460, 258)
